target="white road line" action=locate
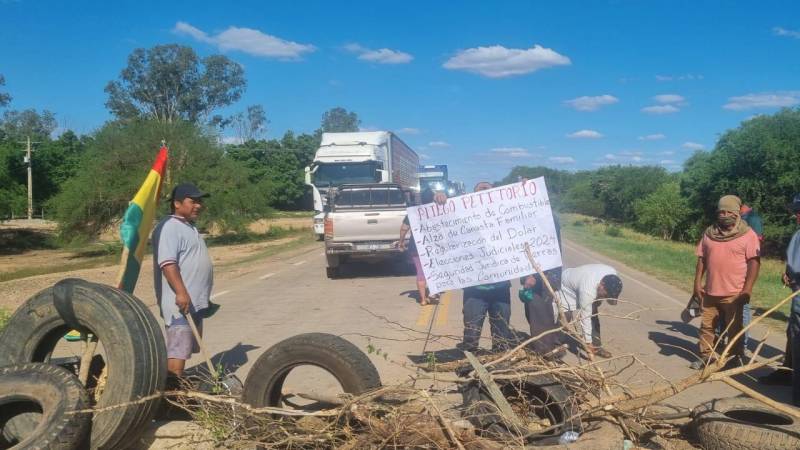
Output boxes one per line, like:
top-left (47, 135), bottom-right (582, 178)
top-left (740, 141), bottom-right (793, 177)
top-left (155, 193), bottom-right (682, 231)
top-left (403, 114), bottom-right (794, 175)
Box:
top-left (210, 290), bottom-right (231, 300)
top-left (292, 260), bottom-right (307, 266)
top-left (259, 272), bottom-right (276, 280)
top-left (564, 242), bottom-right (685, 308)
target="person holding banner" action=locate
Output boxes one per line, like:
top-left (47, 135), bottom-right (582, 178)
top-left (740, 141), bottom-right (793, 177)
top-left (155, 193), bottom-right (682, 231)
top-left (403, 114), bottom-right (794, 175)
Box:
top-left (455, 182), bottom-right (515, 353)
top-left (153, 183), bottom-right (213, 378)
top-left (397, 189), bottom-right (438, 305)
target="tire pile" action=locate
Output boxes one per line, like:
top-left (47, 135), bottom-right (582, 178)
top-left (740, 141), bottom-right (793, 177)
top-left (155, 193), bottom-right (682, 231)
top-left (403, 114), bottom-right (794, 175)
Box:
top-left (0, 278), bottom-right (167, 450)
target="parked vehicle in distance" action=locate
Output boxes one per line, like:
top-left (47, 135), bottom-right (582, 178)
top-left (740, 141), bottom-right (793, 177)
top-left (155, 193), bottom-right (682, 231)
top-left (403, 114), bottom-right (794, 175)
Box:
top-left (305, 131), bottom-right (419, 240)
top-left (323, 183), bottom-right (411, 278)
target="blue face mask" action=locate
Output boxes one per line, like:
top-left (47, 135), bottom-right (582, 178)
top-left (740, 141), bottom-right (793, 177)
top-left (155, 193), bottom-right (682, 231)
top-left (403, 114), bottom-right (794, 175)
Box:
top-left (518, 288), bottom-right (534, 303)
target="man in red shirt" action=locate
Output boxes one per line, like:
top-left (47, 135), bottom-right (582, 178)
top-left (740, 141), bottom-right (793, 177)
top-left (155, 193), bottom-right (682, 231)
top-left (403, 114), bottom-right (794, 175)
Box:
top-left (692, 195), bottom-right (761, 369)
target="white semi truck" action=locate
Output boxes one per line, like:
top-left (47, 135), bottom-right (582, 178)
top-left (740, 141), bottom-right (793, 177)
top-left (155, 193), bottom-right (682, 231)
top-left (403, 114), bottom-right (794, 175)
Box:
top-left (305, 131), bottom-right (419, 239)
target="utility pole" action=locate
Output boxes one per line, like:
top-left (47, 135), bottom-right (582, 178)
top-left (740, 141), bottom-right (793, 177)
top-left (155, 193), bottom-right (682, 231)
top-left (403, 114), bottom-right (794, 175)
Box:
top-left (20, 136), bottom-right (36, 220)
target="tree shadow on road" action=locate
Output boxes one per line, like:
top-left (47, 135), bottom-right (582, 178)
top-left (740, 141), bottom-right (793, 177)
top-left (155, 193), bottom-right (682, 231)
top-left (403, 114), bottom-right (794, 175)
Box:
top-left (648, 330), bottom-right (700, 363)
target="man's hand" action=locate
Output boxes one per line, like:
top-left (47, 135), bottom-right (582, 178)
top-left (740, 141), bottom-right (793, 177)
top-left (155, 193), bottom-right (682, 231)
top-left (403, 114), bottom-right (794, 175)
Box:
top-left (176, 292), bottom-right (191, 315)
top-left (433, 192), bottom-right (447, 205)
top-left (783, 273), bottom-right (791, 287)
top-left (737, 291), bottom-right (752, 305)
top-left (693, 284), bottom-right (705, 302)
top-left (393, 240), bottom-right (407, 251)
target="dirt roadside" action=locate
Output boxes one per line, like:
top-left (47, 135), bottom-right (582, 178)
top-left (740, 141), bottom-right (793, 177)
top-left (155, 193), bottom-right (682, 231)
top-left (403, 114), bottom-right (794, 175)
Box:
top-left (0, 217), bottom-right (315, 312)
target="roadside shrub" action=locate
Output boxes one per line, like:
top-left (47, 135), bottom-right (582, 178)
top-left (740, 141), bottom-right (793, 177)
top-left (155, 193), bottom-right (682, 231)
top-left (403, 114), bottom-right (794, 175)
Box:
top-left (605, 226), bottom-right (622, 237)
top-left (0, 307), bottom-right (9, 332)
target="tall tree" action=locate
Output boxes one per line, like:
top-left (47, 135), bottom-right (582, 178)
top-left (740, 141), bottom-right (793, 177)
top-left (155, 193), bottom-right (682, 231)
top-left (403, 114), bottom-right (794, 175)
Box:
top-left (320, 107), bottom-right (360, 133)
top-left (1, 109), bottom-right (57, 141)
top-left (229, 105), bottom-right (268, 142)
top-left (105, 45), bottom-right (246, 124)
top-left (0, 74), bottom-right (11, 108)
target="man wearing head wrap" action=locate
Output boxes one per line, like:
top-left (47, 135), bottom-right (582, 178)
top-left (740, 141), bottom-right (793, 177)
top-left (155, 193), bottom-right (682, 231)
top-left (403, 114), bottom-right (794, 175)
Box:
top-left (759, 194), bottom-right (800, 406)
top-left (691, 195), bottom-right (761, 370)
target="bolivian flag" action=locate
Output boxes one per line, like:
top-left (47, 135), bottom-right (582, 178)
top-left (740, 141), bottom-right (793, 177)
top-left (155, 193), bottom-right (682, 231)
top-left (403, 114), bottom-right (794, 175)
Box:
top-left (115, 145), bottom-right (168, 293)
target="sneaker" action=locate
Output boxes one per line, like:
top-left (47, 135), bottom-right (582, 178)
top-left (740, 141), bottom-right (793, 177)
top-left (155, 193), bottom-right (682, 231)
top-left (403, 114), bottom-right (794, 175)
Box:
top-left (759, 369), bottom-right (793, 386)
top-left (690, 359), bottom-right (709, 370)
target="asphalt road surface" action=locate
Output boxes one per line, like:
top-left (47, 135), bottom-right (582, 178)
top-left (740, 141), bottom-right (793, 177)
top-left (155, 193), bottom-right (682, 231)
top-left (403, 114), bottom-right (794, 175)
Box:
top-left (184, 238), bottom-right (793, 411)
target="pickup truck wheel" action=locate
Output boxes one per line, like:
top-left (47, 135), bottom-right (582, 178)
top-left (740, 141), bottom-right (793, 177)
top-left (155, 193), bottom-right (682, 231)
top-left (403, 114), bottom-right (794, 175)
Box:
top-left (326, 267), bottom-right (339, 279)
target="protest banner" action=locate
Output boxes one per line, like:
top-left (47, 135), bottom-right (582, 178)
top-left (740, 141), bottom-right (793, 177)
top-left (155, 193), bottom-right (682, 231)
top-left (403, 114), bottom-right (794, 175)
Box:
top-left (407, 177), bottom-right (562, 294)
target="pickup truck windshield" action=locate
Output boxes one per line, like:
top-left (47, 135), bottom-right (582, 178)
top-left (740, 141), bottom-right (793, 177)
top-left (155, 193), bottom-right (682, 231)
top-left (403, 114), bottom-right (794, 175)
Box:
top-left (334, 187), bottom-right (407, 209)
top-left (314, 162), bottom-right (380, 188)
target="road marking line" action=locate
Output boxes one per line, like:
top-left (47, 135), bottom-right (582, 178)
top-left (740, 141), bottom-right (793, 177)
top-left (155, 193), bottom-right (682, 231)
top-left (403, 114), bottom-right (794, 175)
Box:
top-left (292, 260), bottom-right (307, 266)
top-left (564, 242), bottom-right (684, 308)
top-left (259, 272), bottom-right (276, 280)
top-left (435, 291), bottom-right (452, 328)
top-left (416, 303), bottom-right (434, 327)
top-left (210, 290), bottom-right (230, 300)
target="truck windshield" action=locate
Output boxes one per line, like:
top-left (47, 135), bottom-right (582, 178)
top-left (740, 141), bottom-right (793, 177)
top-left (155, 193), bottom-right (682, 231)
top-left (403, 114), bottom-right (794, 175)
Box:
top-left (314, 162), bottom-right (380, 188)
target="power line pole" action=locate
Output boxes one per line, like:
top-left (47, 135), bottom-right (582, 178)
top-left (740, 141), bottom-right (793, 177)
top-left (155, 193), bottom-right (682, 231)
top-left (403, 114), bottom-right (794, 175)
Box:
top-left (20, 136), bottom-right (37, 220)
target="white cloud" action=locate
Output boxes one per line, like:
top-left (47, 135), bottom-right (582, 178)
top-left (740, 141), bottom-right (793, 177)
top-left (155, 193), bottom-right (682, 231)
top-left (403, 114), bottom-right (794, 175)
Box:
top-left (564, 95), bottom-right (619, 111)
top-left (618, 151), bottom-right (643, 157)
top-left (655, 74), bottom-right (703, 82)
top-left (658, 150), bottom-right (676, 156)
top-left (773, 27), bottom-right (800, 39)
top-left (660, 159), bottom-right (676, 165)
top-left (419, 153), bottom-right (431, 160)
top-left (173, 21), bottom-right (315, 59)
top-left (344, 43), bottom-right (413, 64)
top-left (682, 141), bottom-right (705, 150)
top-left (654, 94), bottom-right (685, 104)
top-left (428, 141), bottom-right (450, 148)
top-left (489, 147), bottom-right (535, 158)
top-left (443, 44), bottom-right (570, 78)
top-left (723, 91), bottom-right (800, 110)
top-left (603, 153), bottom-right (617, 160)
top-left (631, 156), bottom-right (643, 162)
top-left (358, 125), bottom-right (379, 132)
top-left (549, 156), bottom-right (576, 165)
top-left (567, 129), bottom-right (604, 139)
top-left (638, 133), bottom-right (666, 141)
top-left (397, 127), bottom-right (421, 135)
top-left (641, 104), bottom-right (680, 114)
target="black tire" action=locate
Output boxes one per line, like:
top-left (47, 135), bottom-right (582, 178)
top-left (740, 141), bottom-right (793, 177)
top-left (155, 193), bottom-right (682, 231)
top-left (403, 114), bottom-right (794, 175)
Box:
top-left (0, 278), bottom-right (167, 450)
top-left (326, 266), bottom-right (339, 279)
top-left (0, 363), bottom-right (91, 449)
top-left (693, 396), bottom-right (800, 450)
top-left (243, 333), bottom-right (381, 408)
top-left (462, 374), bottom-right (581, 443)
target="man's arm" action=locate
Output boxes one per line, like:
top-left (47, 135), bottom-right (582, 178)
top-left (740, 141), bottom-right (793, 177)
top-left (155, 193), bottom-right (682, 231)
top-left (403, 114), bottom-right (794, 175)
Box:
top-left (693, 256), bottom-right (706, 300)
top-left (162, 263), bottom-right (191, 314)
top-left (739, 257), bottom-right (761, 303)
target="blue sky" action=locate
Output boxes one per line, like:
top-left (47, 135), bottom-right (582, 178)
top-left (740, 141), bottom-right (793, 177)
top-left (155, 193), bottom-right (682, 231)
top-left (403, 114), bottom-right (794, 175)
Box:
top-left (1, 0), bottom-right (799, 187)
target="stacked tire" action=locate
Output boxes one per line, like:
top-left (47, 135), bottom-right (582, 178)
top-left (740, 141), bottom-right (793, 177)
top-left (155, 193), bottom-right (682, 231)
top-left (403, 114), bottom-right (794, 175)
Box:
top-left (0, 278), bottom-right (167, 449)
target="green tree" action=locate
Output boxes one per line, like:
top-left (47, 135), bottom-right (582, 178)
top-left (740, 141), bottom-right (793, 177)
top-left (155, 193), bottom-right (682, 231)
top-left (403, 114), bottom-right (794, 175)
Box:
top-left (105, 45), bottom-right (246, 124)
top-left (0, 74), bottom-right (10, 108)
top-left (50, 120), bottom-right (270, 239)
top-left (561, 176), bottom-right (604, 217)
top-left (228, 104), bottom-right (268, 142)
top-left (499, 166), bottom-right (574, 208)
top-left (634, 181), bottom-right (692, 240)
top-left (681, 108), bottom-right (800, 253)
top-left (319, 107), bottom-right (360, 133)
top-left (1, 109), bottom-right (57, 141)
top-left (591, 165), bottom-right (670, 222)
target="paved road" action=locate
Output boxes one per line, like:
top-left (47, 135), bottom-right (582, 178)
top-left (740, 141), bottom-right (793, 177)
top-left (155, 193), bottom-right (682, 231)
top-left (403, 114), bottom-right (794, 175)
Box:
top-left (187, 238), bottom-right (793, 410)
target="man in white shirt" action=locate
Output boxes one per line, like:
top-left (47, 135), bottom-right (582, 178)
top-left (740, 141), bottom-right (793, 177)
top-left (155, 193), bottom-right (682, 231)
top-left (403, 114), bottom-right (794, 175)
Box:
top-left (555, 264), bottom-right (623, 358)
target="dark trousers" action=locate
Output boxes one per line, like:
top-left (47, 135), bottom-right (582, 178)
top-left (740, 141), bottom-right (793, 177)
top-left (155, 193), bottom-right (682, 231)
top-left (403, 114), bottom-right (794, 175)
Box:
top-left (790, 295), bottom-right (800, 406)
top-left (524, 293), bottom-right (564, 354)
top-left (462, 289), bottom-right (513, 352)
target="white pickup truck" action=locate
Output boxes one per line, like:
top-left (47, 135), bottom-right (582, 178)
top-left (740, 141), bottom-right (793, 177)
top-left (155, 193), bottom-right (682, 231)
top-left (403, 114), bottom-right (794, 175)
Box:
top-left (323, 184), bottom-right (410, 278)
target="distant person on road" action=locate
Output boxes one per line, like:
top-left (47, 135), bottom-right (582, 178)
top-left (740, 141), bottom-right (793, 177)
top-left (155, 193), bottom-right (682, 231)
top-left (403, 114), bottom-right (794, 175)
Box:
top-left (153, 183), bottom-right (213, 378)
top-left (397, 188), bottom-right (437, 305)
top-left (554, 264), bottom-right (622, 359)
top-left (692, 195), bottom-right (760, 370)
top-left (759, 194), bottom-right (800, 405)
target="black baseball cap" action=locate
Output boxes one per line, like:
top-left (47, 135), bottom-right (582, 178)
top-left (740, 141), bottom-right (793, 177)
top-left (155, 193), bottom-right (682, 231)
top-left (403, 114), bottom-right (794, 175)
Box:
top-left (170, 183), bottom-right (209, 202)
top-left (601, 274), bottom-right (623, 298)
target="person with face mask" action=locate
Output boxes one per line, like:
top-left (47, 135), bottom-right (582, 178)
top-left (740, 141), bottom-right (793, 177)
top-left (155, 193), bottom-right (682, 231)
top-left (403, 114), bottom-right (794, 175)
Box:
top-left (691, 195), bottom-right (761, 370)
